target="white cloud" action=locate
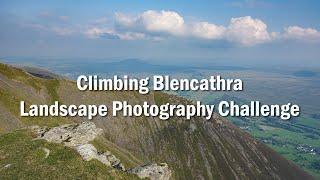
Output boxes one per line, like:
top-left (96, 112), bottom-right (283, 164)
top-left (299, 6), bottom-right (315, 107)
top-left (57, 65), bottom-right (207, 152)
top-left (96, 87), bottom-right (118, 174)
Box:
top-left (117, 32), bottom-right (146, 40)
top-left (46, 9), bottom-right (318, 46)
top-left (115, 10), bottom-right (185, 36)
top-left (139, 10), bottom-right (185, 35)
top-left (85, 27), bottom-right (146, 40)
top-left (85, 27), bottom-right (107, 38)
top-left (115, 10), bottom-right (226, 40)
top-left (114, 10), bottom-right (274, 45)
top-left (16, 9), bottom-right (320, 47)
top-left (115, 13), bottom-right (136, 27)
top-left (189, 22), bottom-right (225, 40)
top-left (226, 16), bottom-right (272, 45)
top-left (283, 26), bottom-right (320, 43)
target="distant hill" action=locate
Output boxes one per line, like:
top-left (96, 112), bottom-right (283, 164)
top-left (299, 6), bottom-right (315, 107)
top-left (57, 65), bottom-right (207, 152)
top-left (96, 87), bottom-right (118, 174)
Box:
top-left (53, 59), bottom-right (189, 74)
top-left (0, 63), bottom-right (314, 179)
top-left (36, 58), bottom-right (247, 75)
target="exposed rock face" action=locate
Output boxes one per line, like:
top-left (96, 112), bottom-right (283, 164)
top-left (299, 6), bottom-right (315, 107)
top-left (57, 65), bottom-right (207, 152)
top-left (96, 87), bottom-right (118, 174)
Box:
top-left (35, 122), bottom-right (103, 146)
top-left (77, 144), bottom-right (120, 167)
top-left (32, 122), bottom-right (125, 170)
top-left (128, 163), bottom-right (172, 180)
top-left (31, 122), bottom-right (171, 179)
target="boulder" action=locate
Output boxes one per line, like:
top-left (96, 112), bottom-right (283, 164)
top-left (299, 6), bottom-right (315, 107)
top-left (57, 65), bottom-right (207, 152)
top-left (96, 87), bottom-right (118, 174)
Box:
top-left (128, 163), bottom-right (172, 180)
top-left (36, 122), bottom-right (103, 146)
top-left (76, 144), bottom-right (112, 167)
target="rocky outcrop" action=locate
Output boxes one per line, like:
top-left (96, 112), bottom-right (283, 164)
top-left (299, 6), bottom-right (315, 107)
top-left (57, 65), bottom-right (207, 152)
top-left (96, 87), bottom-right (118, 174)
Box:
top-left (33, 122), bottom-right (103, 146)
top-left (31, 122), bottom-right (125, 170)
top-left (31, 122), bottom-right (171, 179)
top-left (128, 163), bottom-right (172, 180)
top-left (75, 144), bottom-right (125, 170)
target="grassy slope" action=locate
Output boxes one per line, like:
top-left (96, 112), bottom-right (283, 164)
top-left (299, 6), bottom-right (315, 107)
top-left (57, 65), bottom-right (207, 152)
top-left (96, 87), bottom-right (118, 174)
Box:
top-left (198, 93), bottom-right (320, 178)
top-left (0, 129), bottom-right (138, 180)
top-left (220, 99), bottom-right (320, 178)
top-left (0, 63), bottom-right (142, 179)
top-left (150, 93), bottom-right (314, 179)
top-left (0, 63), bottom-right (71, 130)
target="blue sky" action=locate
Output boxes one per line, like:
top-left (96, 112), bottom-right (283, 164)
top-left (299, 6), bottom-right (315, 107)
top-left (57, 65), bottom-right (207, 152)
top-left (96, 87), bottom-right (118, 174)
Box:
top-left (0, 0), bottom-right (319, 67)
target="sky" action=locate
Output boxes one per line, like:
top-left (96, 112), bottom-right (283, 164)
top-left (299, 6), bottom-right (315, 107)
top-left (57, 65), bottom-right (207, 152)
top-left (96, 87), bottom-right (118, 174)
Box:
top-left (0, 0), bottom-right (319, 67)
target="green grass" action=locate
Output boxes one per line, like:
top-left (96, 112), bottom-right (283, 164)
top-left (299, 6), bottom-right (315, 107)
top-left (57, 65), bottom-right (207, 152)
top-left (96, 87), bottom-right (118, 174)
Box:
top-left (0, 63), bottom-right (61, 102)
top-left (0, 63), bottom-right (71, 128)
top-left (246, 118), bottom-right (320, 179)
top-left (251, 126), bottom-right (320, 146)
top-left (154, 92), bottom-right (168, 105)
top-left (43, 79), bottom-right (60, 103)
top-left (0, 63), bottom-right (42, 91)
top-left (296, 116), bottom-right (320, 129)
top-left (0, 88), bottom-right (71, 128)
top-left (0, 130), bottom-right (138, 180)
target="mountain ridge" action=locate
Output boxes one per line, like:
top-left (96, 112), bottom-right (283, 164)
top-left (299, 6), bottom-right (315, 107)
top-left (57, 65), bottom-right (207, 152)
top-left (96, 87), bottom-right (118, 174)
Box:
top-left (0, 63), bottom-right (314, 179)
